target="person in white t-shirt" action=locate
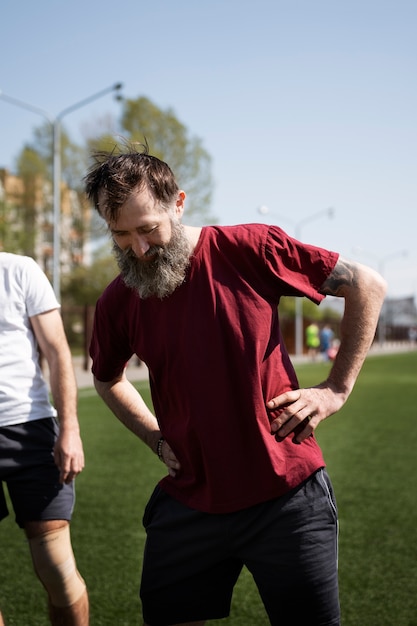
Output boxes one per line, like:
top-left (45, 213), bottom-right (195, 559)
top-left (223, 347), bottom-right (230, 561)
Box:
top-left (0, 253), bottom-right (89, 626)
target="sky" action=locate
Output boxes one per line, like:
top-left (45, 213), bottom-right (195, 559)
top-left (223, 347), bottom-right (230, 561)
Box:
top-left (1, 0), bottom-right (416, 301)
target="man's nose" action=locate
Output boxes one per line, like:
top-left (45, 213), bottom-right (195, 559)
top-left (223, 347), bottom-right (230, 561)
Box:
top-left (131, 234), bottom-right (150, 258)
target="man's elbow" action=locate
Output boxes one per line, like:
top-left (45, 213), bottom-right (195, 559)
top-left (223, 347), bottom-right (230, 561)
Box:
top-left (93, 376), bottom-right (109, 398)
top-left (369, 270), bottom-right (388, 304)
top-left (93, 373), bottom-right (125, 398)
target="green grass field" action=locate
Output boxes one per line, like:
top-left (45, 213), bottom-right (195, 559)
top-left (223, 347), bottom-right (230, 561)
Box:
top-left (1, 350), bottom-right (417, 625)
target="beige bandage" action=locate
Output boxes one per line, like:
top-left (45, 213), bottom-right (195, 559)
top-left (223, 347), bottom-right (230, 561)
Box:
top-left (29, 524), bottom-right (86, 608)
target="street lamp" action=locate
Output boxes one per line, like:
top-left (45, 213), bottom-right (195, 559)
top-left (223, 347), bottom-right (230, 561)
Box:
top-left (0, 83), bottom-right (123, 298)
top-left (377, 250), bottom-right (408, 277)
top-left (353, 247), bottom-right (408, 343)
top-left (257, 205), bottom-right (334, 356)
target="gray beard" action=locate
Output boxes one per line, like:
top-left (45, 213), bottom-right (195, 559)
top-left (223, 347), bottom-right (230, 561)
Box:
top-left (113, 221), bottom-right (191, 299)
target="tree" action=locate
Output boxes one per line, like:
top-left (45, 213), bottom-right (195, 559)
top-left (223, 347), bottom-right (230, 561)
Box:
top-left (61, 254), bottom-right (119, 305)
top-left (0, 150), bottom-right (47, 257)
top-left (0, 196), bottom-right (26, 253)
top-left (29, 122), bottom-right (87, 189)
top-left (16, 146), bottom-right (49, 257)
top-left (12, 125), bottom-right (93, 275)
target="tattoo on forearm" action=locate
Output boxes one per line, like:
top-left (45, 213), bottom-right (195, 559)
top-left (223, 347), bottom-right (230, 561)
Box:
top-left (320, 259), bottom-right (358, 296)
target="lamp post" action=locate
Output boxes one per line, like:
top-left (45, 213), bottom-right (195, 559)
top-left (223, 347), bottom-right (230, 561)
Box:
top-left (0, 83), bottom-right (123, 298)
top-left (353, 247), bottom-right (408, 343)
top-left (257, 205), bottom-right (334, 355)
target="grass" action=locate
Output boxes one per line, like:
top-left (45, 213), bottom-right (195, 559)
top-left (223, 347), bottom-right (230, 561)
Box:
top-left (296, 351), bottom-right (417, 626)
top-left (1, 351), bottom-right (417, 624)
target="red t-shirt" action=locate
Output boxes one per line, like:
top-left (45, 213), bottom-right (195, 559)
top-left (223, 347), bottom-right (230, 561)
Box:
top-left (90, 224), bottom-right (339, 513)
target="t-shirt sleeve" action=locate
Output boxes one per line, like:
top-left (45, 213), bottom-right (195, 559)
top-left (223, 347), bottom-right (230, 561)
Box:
top-left (89, 282), bottom-right (133, 382)
top-left (23, 257), bottom-right (60, 317)
top-left (262, 225), bottom-right (339, 304)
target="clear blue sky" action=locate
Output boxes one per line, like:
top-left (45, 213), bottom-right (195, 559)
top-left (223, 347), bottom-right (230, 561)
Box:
top-left (1, 0), bottom-right (416, 301)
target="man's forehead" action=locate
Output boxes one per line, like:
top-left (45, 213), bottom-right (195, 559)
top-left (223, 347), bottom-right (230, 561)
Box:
top-left (102, 186), bottom-right (161, 221)
top-left (125, 186), bottom-right (159, 209)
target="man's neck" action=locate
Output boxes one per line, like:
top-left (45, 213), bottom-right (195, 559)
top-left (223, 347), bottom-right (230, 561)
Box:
top-left (184, 225), bottom-right (203, 254)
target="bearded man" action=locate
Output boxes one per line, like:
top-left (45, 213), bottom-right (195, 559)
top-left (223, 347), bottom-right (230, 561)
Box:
top-left (84, 144), bottom-right (386, 626)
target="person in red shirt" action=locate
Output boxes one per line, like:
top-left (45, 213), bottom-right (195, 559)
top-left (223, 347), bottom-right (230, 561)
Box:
top-left (85, 145), bottom-right (386, 626)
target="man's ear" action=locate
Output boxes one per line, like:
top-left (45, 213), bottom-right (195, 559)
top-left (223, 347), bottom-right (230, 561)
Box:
top-left (175, 191), bottom-right (186, 218)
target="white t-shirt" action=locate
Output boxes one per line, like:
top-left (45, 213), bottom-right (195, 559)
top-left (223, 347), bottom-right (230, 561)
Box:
top-left (0, 253), bottom-right (59, 426)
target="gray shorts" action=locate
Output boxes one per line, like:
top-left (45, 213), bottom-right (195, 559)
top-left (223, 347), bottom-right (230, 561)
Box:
top-left (0, 418), bottom-right (75, 528)
top-left (141, 468), bottom-right (340, 626)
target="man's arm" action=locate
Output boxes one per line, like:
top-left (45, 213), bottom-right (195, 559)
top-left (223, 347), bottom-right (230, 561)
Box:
top-left (319, 257), bottom-right (387, 397)
top-left (94, 373), bottom-right (180, 476)
top-left (30, 309), bottom-right (85, 483)
top-left (268, 257), bottom-right (387, 442)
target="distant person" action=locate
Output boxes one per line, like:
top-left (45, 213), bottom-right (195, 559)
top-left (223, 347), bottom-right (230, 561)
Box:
top-left (0, 253), bottom-right (89, 626)
top-left (327, 338), bottom-right (341, 362)
top-left (320, 323), bottom-right (335, 360)
top-left (85, 144), bottom-right (386, 626)
top-left (305, 321), bottom-right (320, 359)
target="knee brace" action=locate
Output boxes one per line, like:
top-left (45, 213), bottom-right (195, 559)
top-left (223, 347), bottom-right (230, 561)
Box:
top-left (29, 524), bottom-right (86, 608)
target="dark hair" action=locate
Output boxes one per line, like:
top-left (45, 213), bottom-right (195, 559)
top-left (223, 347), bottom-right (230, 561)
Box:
top-left (84, 142), bottom-right (179, 221)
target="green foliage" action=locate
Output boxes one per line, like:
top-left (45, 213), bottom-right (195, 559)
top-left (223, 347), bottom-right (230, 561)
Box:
top-left (3, 125), bottom-right (88, 263)
top-left (17, 144), bottom-right (48, 180)
top-left (61, 254), bottom-right (119, 305)
top-left (0, 198), bottom-right (28, 253)
top-left (280, 295), bottom-right (341, 322)
top-left (27, 122), bottom-right (87, 190)
top-left (0, 147), bottom-right (46, 256)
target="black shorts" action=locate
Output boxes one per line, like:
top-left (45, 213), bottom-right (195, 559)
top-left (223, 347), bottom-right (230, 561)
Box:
top-left (141, 469), bottom-right (340, 626)
top-left (0, 418), bottom-right (75, 528)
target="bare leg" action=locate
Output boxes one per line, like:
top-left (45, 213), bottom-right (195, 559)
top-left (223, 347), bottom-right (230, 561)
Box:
top-left (0, 610), bottom-right (5, 626)
top-left (25, 520), bottom-right (89, 626)
top-left (48, 595), bottom-right (89, 626)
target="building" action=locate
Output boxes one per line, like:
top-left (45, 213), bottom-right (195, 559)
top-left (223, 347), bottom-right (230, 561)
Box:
top-left (381, 296), bottom-right (417, 342)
